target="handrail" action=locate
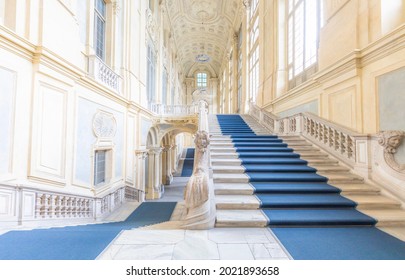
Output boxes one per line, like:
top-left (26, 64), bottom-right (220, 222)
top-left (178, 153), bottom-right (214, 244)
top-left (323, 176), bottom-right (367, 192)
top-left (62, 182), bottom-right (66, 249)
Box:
top-left (182, 100), bottom-right (216, 229)
top-left (249, 102), bottom-right (367, 167)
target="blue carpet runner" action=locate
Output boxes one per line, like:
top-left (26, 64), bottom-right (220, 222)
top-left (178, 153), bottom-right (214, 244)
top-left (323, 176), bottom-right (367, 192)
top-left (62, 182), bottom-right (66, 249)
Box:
top-left (181, 148), bottom-right (195, 177)
top-left (0, 202), bottom-right (176, 260)
top-left (216, 114), bottom-right (405, 259)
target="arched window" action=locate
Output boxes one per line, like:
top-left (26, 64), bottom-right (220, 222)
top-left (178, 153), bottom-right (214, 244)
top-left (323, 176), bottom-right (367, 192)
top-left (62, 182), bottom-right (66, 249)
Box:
top-left (196, 72), bottom-right (208, 88)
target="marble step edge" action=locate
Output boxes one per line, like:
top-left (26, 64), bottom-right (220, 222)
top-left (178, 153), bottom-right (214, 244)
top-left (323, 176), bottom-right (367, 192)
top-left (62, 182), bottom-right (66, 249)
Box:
top-left (215, 210), bottom-right (269, 228)
top-left (214, 182), bottom-right (381, 195)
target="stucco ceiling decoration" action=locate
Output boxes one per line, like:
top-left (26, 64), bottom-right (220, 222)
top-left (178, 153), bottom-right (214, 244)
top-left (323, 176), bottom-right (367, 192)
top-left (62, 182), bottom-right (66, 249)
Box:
top-left (165, 0), bottom-right (242, 78)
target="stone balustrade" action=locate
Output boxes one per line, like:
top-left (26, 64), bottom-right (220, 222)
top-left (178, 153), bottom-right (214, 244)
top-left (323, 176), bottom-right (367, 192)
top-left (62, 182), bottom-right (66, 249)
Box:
top-left (0, 184), bottom-right (127, 225)
top-left (249, 102), bottom-right (405, 202)
top-left (87, 55), bottom-right (121, 93)
top-left (150, 103), bottom-right (199, 116)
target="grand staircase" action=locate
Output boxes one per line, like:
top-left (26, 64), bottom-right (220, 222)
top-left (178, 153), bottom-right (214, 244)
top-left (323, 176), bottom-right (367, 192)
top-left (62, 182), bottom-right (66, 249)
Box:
top-left (209, 114), bottom-right (405, 234)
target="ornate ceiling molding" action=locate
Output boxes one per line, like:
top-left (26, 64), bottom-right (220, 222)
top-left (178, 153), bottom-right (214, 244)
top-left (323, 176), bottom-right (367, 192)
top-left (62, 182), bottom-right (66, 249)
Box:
top-left (165, 0), bottom-right (241, 76)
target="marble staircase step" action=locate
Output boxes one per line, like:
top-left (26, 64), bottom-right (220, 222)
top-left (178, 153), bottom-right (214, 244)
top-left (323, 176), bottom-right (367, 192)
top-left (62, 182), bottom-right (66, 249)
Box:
top-left (311, 165), bottom-right (350, 172)
top-left (379, 226), bottom-right (405, 241)
top-left (295, 151), bottom-right (329, 158)
top-left (333, 183), bottom-right (380, 195)
top-left (213, 173), bottom-right (250, 183)
top-left (214, 183), bottom-right (254, 195)
top-left (210, 147), bottom-right (236, 153)
top-left (211, 158), bottom-right (242, 166)
top-left (305, 158), bottom-right (339, 165)
top-left (211, 153), bottom-right (239, 159)
top-left (216, 195), bottom-right (261, 209)
top-left (215, 210), bottom-right (268, 227)
top-left (361, 210), bottom-right (405, 227)
top-left (212, 165), bottom-right (245, 174)
top-left (344, 194), bottom-right (402, 210)
top-left (324, 173), bottom-right (364, 184)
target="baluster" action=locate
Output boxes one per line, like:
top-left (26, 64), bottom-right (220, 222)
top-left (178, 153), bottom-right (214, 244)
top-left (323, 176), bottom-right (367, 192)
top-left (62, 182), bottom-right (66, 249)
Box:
top-left (319, 124), bottom-right (324, 142)
top-left (35, 193), bottom-right (42, 218)
top-left (61, 196), bottom-right (66, 218)
top-left (340, 132), bottom-right (346, 155)
top-left (347, 135), bottom-right (354, 159)
top-left (323, 125), bottom-right (328, 144)
top-left (67, 197), bottom-right (72, 217)
top-left (334, 130), bottom-right (340, 151)
top-left (54, 196), bottom-right (60, 218)
top-left (315, 122), bottom-right (319, 139)
top-left (329, 128), bottom-right (334, 148)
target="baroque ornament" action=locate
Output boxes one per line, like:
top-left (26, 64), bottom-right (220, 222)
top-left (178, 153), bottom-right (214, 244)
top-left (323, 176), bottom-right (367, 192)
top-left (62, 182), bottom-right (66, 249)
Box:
top-left (377, 130), bottom-right (405, 172)
top-left (93, 111), bottom-right (117, 138)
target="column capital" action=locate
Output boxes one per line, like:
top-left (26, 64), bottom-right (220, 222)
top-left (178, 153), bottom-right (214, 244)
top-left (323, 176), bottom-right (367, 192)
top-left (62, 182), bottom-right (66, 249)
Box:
top-left (148, 146), bottom-right (162, 155)
top-left (135, 150), bottom-right (148, 159)
top-left (162, 144), bottom-right (173, 152)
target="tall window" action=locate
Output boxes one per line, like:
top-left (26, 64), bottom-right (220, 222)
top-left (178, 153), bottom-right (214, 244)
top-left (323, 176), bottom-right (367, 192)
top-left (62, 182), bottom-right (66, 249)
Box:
top-left (248, 0), bottom-right (259, 103)
top-left (287, 0), bottom-right (320, 88)
top-left (237, 27), bottom-right (243, 112)
top-left (94, 0), bottom-right (106, 60)
top-left (196, 72), bottom-right (208, 88)
top-left (94, 150), bottom-right (106, 185)
top-left (147, 44), bottom-right (156, 103)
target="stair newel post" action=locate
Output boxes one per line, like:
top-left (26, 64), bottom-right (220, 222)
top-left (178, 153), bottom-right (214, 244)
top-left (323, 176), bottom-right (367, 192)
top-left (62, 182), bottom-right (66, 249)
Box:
top-left (182, 100), bottom-right (216, 229)
top-left (295, 114), bottom-right (303, 135)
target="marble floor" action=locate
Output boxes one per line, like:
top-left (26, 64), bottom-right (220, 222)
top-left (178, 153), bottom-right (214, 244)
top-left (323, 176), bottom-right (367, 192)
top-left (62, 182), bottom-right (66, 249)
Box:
top-left (97, 175), bottom-right (291, 260)
top-left (97, 227), bottom-right (291, 260)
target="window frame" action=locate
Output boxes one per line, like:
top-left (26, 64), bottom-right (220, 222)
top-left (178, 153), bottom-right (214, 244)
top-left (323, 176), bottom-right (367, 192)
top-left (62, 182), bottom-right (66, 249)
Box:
top-left (94, 0), bottom-right (107, 61)
top-left (196, 72), bottom-right (208, 89)
top-left (287, 0), bottom-right (321, 89)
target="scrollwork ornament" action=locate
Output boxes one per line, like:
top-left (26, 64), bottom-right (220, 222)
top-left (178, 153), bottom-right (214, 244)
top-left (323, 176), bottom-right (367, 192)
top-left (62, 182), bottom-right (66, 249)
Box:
top-left (377, 130), bottom-right (405, 172)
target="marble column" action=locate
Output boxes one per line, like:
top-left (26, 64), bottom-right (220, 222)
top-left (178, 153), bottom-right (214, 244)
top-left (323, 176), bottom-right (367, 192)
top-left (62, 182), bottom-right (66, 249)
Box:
top-left (162, 144), bottom-right (174, 185)
top-left (134, 150), bottom-right (148, 202)
top-left (146, 147), bottom-right (163, 200)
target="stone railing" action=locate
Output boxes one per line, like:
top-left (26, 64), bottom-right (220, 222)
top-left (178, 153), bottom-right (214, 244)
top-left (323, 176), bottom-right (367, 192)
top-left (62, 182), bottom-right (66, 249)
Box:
top-left (35, 192), bottom-right (92, 219)
top-left (150, 103), bottom-right (199, 116)
top-left (0, 184), bottom-right (127, 226)
top-left (249, 103), bottom-right (405, 202)
top-left (125, 185), bottom-right (144, 201)
top-left (182, 100), bottom-right (216, 229)
top-left (87, 55), bottom-right (121, 93)
top-left (249, 102), bottom-right (368, 170)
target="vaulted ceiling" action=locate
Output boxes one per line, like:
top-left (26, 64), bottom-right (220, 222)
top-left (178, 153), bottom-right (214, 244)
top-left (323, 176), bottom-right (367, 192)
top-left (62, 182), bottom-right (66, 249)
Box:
top-left (165, 0), bottom-right (242, 78)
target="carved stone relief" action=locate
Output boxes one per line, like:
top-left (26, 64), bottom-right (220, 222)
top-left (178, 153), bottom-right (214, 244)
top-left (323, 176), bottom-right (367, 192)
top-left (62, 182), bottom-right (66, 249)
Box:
top-left (377, 130), bottom-right (405, 172)
top-left (93, 111), bottom-right (117, 139)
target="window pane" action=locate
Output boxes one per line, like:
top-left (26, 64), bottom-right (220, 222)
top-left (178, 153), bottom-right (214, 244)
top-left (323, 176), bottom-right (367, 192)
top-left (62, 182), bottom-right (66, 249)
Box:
top-left (95, 0), bottom-right (106, 17)
top-left (94, 150), bottom-right (106, 185)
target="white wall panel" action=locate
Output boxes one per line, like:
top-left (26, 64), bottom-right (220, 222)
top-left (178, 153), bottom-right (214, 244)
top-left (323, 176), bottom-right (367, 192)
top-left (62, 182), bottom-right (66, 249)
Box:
top-left (0, 188), bottom-right (15, 218)
top-left (31, 84), bottom-right (67, 180)
top-left (0, 67), bottom-right (16, 177)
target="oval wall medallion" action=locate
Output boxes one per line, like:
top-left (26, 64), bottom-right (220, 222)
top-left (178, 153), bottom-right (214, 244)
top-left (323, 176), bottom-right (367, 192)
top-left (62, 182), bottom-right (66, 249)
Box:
top-left (93, 111), bottom-right (117, 138)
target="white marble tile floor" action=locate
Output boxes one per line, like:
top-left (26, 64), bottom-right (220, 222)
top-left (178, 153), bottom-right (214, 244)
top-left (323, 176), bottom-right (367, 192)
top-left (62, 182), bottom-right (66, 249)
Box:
top-left (97, 227), bottom-right (291, 260)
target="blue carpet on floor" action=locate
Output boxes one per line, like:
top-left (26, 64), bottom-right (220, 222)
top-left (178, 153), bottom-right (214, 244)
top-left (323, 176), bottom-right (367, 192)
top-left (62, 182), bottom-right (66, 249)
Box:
top-left (0, 202), bottom-right (176, 260)
top-left (272, 227), bottom-right (405, 260)
top-left (216, 114), bottom-right (405, 259)
top-left (181, 148), bottom-right (194, 177)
